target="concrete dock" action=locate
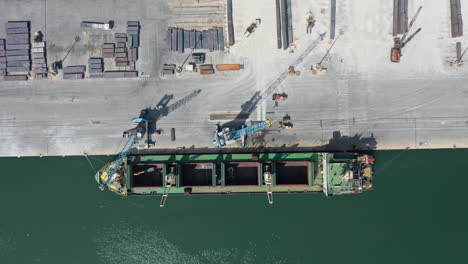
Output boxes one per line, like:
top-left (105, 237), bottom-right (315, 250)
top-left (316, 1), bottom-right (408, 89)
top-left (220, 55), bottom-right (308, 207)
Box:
top-left (1, 0), bottom-right (468, 156)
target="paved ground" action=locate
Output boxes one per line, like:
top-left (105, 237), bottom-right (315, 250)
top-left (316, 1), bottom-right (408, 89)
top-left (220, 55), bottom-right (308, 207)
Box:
top-left (1, 0), bottom-right (468, 156)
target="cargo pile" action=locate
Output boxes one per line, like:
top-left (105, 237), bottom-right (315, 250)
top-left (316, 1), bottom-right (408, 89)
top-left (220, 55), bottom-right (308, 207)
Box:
top-left (2, 21), bottom-right (31, 81)
top-left (63, 65), bottom-right (85, 80)
top-left (88, 57), bottom-right (103, 76)
top-left (32, 41), bottom-right (47, 79)
top-left (167, 27), bottom-right (224, 53)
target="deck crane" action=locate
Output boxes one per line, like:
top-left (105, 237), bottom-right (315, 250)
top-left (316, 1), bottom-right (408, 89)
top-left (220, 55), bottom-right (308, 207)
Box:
top-left (97, 117), bottom-right (147, 191)
top-left (214, 120), bottom-right (273, 148)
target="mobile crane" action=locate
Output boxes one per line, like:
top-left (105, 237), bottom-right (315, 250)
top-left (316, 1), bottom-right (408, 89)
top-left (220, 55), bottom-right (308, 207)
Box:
top-left (214, 120), bottom-right (273, 148)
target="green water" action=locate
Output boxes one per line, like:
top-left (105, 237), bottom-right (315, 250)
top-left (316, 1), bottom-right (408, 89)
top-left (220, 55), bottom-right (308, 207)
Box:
top-left (0, 150), bottom-right (467, 264)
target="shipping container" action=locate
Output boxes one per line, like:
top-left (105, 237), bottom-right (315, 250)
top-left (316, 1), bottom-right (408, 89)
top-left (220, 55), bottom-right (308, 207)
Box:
top-left (0, 62), bottom-right (6, 69)
top-left (102, 43), bottom-right (115, 49)
top-left (195, 31), bottom-right (202, 49)
top-left (132, 34), bottom-right (139, 47)
top-left (103, 53), bottom-right (114, 58)
top-left (177, 29), bottom-right (183, 53)
top-left (116, 42), bottom-right (126, 48)
top-left (32, 42), bottom-right (45, 48)
top-left (89, 74), bottom-right (103, 78)
top-left (7, 27), bottom-right (29, 34)
top-left (63, 65), bottom-right (86, 74)
top-left (184, 30), bottom-right (190, 49)
top-left (115, 37), bottom-right (127, 43)
top-left (7, 66), bottom-right (30, 72)
top-left (32, 63), bottom-right (47, 68)
top-left (127, 21), bottom-right (140, 27)
top-left (190, 30), bottom-right (196, 49)
top-left (115, 48), bottom-right (127, 53)
top-left (199, 64), bottom-right (213, 71)
top-left (31, 47), bottom-right (44, 53)
top-left (115, 57), bottom-right (128, 62)
top-left (115, 33), bottom-right (127, 38)
top-left (0, 69), bottom-right (5, 76)
top-left (4, 75), bottom-right (28, 81)
top-left (128, 48), bottom-right (138, 61)
top-left (63, 73), bottom-right (84, 79)
top-left (115, 52), bottom-right (127, 58)
top-left (0, 50), bottom-right (4, 56)
top-left (167, 28), bottom-right (172, 50)
top-left (115, 61), bottom-right (129, 67)
top-left (6, 33), bottom-right (29, 40)
top-left (6, 49), bottom-right (29, 56)
top-left (0, 57), bottom-right (5, 63)
top-left (202, 31), bottom-right (208, 49)
top-left (216, 64), bottom-right (243, 71)
top-left (32, 53), bottom-right (44, 59)
top-left (6, 38), bottom-right (30, 45)
top-left (89, 58), bottom-right (103, 64)
top-left (6, 21), bottom-right (29, 29)
top-left (89, 67), bottom-right (103, 73)
top-left (6, 55), bottom-right (30, 61)
top-left (7, 60), bottom-right (30, 67)
top-left (33, 58), bottom-right (46, 64)
top-left (6, 44), bottom-right (30, 50)
top-left (103, 71), bottom-right (137, 78)
top-left (89, 63), bottom-right (103, 69)
top-left (102, 48), bottom-right (115, 54)
top-left (200, 69), bottom-right (215, 75)
top-left (218, 27), bottom-right (225, 51)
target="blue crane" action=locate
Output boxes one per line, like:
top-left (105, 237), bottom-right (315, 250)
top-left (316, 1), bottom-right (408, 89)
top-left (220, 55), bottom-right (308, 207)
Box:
top-left (98, 118), bottom-right (147, 190)
top-left (214, 120), bottom-right (273, 148)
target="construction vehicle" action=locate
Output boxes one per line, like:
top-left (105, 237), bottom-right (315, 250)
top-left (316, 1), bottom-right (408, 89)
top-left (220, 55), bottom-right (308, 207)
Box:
top-left (278, 114), bottom-right (293, 129)
top-left (33, 31), bottom-right (43, 42)
top-left (272, 93), bottom-right (288, 101)
top-left (306, 12), bottom-right (315, 34)
top-left (214, 120), bottom-right (273, 148)
top-left (244, 19), bottom-right (261, 37)
top-left (391, 6), bottom-right (423, 63)
top-left (51, 36), bottom-right (80, 74)
top-left (96, 117), bottom-right (147, 192)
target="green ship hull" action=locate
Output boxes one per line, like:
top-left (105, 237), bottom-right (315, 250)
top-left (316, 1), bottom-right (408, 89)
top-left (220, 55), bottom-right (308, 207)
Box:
top-left (95, 152), bottom-right (374, 198)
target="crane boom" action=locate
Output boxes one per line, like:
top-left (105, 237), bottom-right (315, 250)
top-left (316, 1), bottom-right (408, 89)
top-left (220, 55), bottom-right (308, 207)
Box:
top-left (214, 120), bottom-right (273, 148)
top-left (401, 6), bottom-right (422, 43)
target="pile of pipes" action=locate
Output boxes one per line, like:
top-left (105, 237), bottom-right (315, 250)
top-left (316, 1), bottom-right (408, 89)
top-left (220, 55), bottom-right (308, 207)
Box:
top-left (88, 57), bottom-right (103, 75)
top-left (275, 0), bottom-right (293, 49)
top-left (63, 65), bottom-right (85, 80)
top-left (393, 0), bottom-right (408, 36)
top-left (32, 41), bottom-right (47, 79)
top-left (1, 21), bottom-right (31, 81)
top-left (166, 27), bottom-right (224, 53)
top-left (450, 0), bottom-right (463, 38)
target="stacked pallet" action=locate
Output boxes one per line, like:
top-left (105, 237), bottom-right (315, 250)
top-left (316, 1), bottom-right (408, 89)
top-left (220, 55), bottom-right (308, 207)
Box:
top-left (167, 27), bottom-right (224, 53)
top-left (4, 21), bottom-right (31, 80)
top-left (450, 0), bottom-right (463, 38)
top-left (199, 64), bottom-right (214, 75)
top-left (89, 57), bottom-right (103, 76)
top-left (63, 65), bottom-right (85, 79)
top-left (393, 0), bottom-right (408, 36)
top-left (102, 43), bottom-right (115, 58)
top-left (32, 41), bottom-right (47, 79)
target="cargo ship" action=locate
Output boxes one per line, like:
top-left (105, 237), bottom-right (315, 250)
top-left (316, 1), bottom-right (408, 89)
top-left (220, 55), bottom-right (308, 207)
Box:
top-left (95, 152), bottom-right (374, 206)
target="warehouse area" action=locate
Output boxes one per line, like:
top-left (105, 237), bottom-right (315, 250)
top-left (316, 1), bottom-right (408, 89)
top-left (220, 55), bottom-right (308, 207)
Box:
top-left (2, 0), bottom-right (468, 156)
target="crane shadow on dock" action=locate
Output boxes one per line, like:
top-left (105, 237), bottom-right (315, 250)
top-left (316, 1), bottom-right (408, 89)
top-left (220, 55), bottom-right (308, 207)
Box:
top-left (324, 131), bottom-right (377, 151)
top-left (219, 91), bottom-right (262, 129)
